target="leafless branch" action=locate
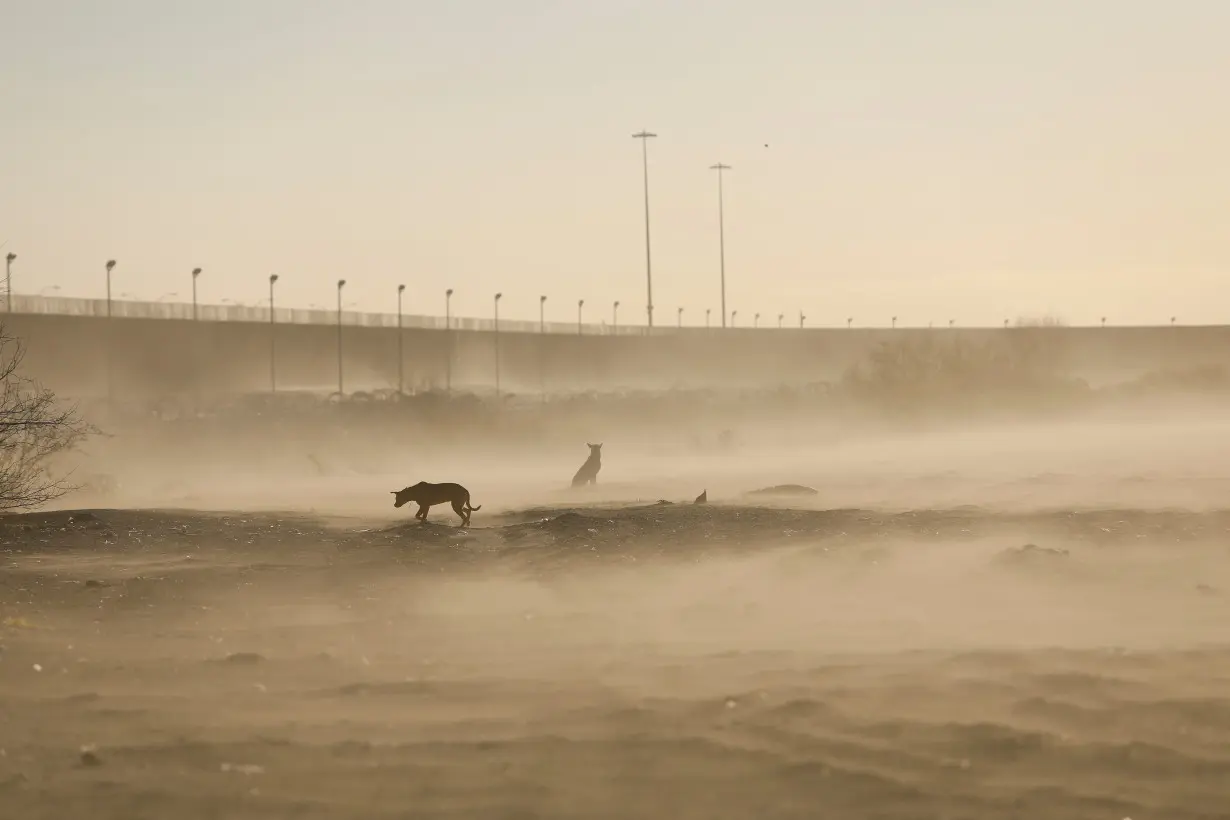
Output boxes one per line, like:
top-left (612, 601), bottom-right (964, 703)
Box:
top-left (0, 327), bottom-right (98, 512)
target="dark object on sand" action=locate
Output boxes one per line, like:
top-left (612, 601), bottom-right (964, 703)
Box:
top-left (694, 490), bottom-right (708, 504)
top-left (744, 484), bottom-right (818, 498)
top-left (571, 443), bottom-right (603, 487)
top-left (391, 481), bottom-right (482, 527)
top-left (992, 543), bottom-right (1070, 568)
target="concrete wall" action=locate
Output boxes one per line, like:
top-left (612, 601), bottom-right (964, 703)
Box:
top-left (3, 295), bottom-right (1229, 399)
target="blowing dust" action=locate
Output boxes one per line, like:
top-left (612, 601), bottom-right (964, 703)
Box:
top-left (4, 399), bottom-right (1230, 818)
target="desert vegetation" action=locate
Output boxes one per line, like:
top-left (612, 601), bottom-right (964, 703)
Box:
top-left (0, 327), bottom-right (96, 511)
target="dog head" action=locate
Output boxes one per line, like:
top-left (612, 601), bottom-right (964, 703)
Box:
top-left (587, 442), bottom-right (603, 457)
top-left (391, 483), bottom-right (424, 508)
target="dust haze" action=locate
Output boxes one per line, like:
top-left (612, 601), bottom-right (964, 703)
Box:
top-left (5, 334), bottom-right (1230, 819)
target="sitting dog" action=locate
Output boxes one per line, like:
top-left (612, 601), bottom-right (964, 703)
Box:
top-left (571, 442), bottom-right (603, 487)
top-left (391, 481), bottom-right (482, 527)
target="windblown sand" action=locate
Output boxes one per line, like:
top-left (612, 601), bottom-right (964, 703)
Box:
top-left (3, 416), bottom-right (1230, 819)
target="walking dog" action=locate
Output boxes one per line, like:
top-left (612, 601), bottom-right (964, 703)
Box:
top-left (391, 481), bottom-right (482, 526)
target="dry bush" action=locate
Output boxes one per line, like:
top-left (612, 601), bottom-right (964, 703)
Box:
top-left (1112, 364), bottom-right (1230, 396)
top-left (1012, 314), bottom-right (1068, 328)
top-left (0, 327), bottom-right (97, 512)
top-left (841, 329), bottom-right (1087, 414)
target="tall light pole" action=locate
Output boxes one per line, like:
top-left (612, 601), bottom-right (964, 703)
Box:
top-left (445, 288), bottom-right (454, 394)
top-left (754, 313), bottom-right (760, 328)
top-left (677, 307), bottom-right (683, 328)
top-left (4, 252), bottom-right (15, 311)
top-left (705, 308), bottom-right (711, 329)
top-left (847, 317), bottom-right (853, 329)
top-left (269, 274), bottom-right (279, 393)
top-left (613, 300), bottom-right (620, 333)
top-left (731, 310), bottom-right (738, 328)
top-left (799, 311), bottom-right (805, 329)
top-left (710, 162), bottom-right (731, 327)
top-left (105, 259), bottom-right (117, 404)
top-left (577, 299), bottom-right (584, 335)
top-left (633, 129), bottom-right (657, 328)
top-left (397, 283), bottom-right (406, 395)
top-left (493, 292), bottom-right (503, 400)
top-left (892, 316), bottom-right (897, 329)
top-left (105, 259), bottom-right (116, 319)
top-left (778, 313), bottom-right (784, 329)
top-left (539, 295), bottom-right (548, 403)
top-left (191, 268), bottom-right (201, 320)
top-left (336, 279), bottom-right (346, 396)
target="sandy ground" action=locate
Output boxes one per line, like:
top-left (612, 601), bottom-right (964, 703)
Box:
top-left (4, 415), bottom-right (1230, 818)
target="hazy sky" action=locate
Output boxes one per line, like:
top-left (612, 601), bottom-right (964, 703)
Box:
top-left (2, 0), bottom-right (1228, 327)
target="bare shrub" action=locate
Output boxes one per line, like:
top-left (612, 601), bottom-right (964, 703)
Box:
top-left (841, 329), bottom-right (1087, 414)
top-left (1012, 314), bottom-right (1068, 328)
top-left (0, 327), bottom-right (97, 512)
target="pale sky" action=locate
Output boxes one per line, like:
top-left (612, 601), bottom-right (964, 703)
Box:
top-left (2, 0), bottom-right (1228, 327)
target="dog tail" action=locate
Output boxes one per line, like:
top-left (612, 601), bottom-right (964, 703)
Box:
top-left (466, 503), bottom-right (482, 512)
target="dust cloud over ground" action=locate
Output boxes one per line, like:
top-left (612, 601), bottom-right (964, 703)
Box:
top-left (5, 373), bottom-right (1230, 817)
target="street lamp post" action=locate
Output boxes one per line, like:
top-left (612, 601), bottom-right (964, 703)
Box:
top-left (731, 310), bottom-right (737, 328)
top-left (633, 129), bottom-right (657, 328)
top-left (336, 279), bottom-right (346, 396)
top-left (105, 259), bottom-right (116, 318)
top-left (677, 307), bottom-right (683, 328)
top-left (105, 259), bottom-right (117, 403)
top-left (705, 308), bottom-right (711, 329)
top-left (397, 284), bottom-right (406, 395)
top-left (577, 299), bottom-right (584, 335)
top-left (191, 268), bottom-right (201, 320)
top-left (445, 288), bottom-right (454, 394)
top-left (754, 313), bottom-right (760, 328)
top-left (493, 292), bottom-right (503, 400)
top-left (778, 313), bottom-right (784, 329)
top-left (892, 316), bottom-right (898, 329)
top-left (847, 317), bottom-right (853, 329)
top-left (4, 252), bottom-right (16, 311)
top-left (269, 275), bottom-right (279, 392)
top-left (709, 162), bottom-right (731, 327)
top-left (539, 295), bottom-right (548, 403)
top-left (613, 300), bottom-right (620, 333)
top-left (799, 312), bottom-right (805, 329)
